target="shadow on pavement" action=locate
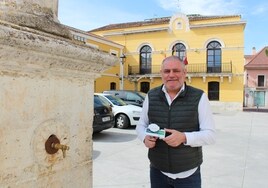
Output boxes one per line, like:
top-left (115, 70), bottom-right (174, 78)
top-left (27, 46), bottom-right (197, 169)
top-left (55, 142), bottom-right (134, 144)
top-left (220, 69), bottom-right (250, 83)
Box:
top-left (92, 127), bottom-right (137, 143)
top-left (92, 127), bottom-right (138, 160)
top-left (92, 150), bottom-right (101, 160)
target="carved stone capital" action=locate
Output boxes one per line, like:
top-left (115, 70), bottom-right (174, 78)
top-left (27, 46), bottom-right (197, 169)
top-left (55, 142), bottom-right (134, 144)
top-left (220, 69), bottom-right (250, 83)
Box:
top-left (0, 22), bottom-right (118, 80)
top-left (0, 0), bottom-right (70, 38)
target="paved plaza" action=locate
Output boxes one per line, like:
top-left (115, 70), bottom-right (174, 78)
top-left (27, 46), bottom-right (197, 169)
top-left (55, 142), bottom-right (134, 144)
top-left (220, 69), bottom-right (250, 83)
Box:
top-left (93, 110), bottom-right (268, 188)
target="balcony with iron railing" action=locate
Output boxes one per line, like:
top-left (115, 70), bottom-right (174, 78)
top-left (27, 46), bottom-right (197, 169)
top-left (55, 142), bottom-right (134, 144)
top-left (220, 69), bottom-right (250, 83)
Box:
top-left (128, 62), bottom-right (232, 75)
top-left (127, 62), bottom-right (234, 82)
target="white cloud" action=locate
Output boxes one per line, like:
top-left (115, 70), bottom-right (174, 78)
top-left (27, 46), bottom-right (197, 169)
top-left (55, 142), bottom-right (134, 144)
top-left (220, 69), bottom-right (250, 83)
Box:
top-left (157, 0), bottom-right (179, 12)
top-left (157, 0), bottom-right (243, 15)
top-left (251, 3), bottom-right (268, 15)
top-left (59, 1), bottom-right (145, 31)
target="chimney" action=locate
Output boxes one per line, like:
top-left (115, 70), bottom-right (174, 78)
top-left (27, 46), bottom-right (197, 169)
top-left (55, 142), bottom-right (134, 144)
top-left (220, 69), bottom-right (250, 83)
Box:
top-left (252, 47), bottom-right (256, 55)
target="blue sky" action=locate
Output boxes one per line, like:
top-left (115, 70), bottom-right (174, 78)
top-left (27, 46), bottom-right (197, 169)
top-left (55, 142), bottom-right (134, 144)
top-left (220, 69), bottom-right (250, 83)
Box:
top-left (58, 0), bottom-right (268, 55)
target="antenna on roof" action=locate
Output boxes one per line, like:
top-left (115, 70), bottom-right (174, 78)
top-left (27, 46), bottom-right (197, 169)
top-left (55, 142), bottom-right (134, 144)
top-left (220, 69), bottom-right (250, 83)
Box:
top-left (177, 0), bottom-right (181, 13)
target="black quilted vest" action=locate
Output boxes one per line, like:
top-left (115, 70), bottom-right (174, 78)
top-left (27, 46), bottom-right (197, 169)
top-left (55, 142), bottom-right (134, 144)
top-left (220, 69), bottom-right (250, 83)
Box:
top-left (148, 84), bottom-right (203, 173)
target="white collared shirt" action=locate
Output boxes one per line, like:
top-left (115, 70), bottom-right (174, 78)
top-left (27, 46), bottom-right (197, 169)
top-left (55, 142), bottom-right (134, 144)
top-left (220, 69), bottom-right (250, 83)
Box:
top-left (136, 84), bottom-right (216, 179)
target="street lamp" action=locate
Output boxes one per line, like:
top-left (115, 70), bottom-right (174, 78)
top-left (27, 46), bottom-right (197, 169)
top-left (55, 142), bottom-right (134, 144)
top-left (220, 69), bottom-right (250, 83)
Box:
top-left (246, 73), bottom-right (249, 107)
top-left (246, 73), bottom-right (248, 87)
top-left (120, 54), bottom-right (126, 90)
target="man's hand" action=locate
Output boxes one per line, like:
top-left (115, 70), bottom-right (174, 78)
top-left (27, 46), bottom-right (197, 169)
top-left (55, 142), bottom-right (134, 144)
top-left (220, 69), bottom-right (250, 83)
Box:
top-left (163, 129), bottom-right (186, 147)
top-left (144, 135), bottom-right (158, 148)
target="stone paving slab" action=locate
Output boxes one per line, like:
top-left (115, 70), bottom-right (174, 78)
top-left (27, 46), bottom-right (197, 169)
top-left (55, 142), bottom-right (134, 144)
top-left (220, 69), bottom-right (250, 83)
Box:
top-left (93, 111), bottom-right (268, 188)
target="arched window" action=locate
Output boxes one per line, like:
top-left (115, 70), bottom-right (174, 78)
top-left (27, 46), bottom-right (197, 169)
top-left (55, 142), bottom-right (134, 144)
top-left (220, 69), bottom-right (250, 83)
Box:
top-left (110, 82), bottom-right (116, 90)
top-left (140, 82), bottom-right (150, 93)
top-left (207, 41), bottom-right (222, 73)
top-left (140, 45), bottom-right (152, 74)
top-left (172, 43), bottom-right (186, 61)
top-left (208, 81), bottom-right (219, 101)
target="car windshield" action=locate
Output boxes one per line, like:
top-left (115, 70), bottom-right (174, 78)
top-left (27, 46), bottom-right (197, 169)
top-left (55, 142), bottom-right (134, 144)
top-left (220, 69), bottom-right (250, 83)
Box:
top-left (94, 95), bottom-right (110, 107)
top-left (137, 91), bottom-right (146, 99)
top-left (125, 91), bottom-right (146, 102)
top-left (105, 95), bottom-right (127, 106)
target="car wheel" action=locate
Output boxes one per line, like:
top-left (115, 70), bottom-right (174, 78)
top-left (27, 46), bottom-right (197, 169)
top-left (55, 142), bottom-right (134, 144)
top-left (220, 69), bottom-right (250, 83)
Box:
top-left (116, 114), bottom-right (130, 129)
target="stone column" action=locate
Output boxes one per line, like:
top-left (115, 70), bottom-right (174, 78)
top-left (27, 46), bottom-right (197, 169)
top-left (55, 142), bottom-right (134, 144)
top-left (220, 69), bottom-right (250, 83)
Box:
top-left (0, 0), bottom-right (69, 38)
top-left (0, 0), bottom-right (118, 187)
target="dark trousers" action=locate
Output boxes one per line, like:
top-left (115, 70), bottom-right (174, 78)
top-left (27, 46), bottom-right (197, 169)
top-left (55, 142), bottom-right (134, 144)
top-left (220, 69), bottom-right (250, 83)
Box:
top-left (150, 165), bottom-right (201, 188)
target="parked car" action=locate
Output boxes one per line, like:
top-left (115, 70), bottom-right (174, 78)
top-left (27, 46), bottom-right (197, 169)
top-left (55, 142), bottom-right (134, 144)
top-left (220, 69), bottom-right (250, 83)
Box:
top-left (95, 93), bottom-right (142, 129)
top-left (103, 90), bottom-right (146, 107)
top-left (93, 94), bottom-right (114, 133)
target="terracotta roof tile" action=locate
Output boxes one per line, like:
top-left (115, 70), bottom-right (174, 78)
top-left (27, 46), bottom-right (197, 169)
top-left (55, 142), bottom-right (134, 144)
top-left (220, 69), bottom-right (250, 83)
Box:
top-left (245, 46), bottom-right (268, 68)
top-left (89, 14), bottom-right (241, 32)
top-left (89, 17), bottom-right (170, 32)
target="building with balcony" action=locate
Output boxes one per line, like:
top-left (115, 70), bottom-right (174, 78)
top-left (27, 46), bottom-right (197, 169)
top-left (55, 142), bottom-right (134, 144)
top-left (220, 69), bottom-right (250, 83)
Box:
top-left (244, 46), bottom-right (268, 109)
top-left (90, 13), bottom-right (246, 110)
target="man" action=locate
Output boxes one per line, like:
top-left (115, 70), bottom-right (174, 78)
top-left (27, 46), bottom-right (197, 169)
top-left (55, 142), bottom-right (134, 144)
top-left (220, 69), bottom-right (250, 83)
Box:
top-left (136, 55), bottom-right (216, 188)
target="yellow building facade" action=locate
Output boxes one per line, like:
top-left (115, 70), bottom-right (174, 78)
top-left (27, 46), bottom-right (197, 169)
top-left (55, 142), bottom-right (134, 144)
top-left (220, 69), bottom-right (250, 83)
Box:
top-left (90, 13), bottom-right (246, 110)
top-left (66, 25), bottom-right (124, 92)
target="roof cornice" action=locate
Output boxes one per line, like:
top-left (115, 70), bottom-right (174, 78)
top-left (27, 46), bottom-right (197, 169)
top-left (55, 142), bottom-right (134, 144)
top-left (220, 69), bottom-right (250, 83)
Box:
top-left (64, 24), bottom-right (124, 49)
top-left (190, 21), bottom-right (246, 29)
top-left (102, 27), bottom-right (169, 36)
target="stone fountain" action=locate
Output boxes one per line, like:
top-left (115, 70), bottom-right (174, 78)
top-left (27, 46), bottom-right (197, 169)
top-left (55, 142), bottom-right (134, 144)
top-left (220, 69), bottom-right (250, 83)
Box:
top-left (0, 0), bottom-right (117, 187)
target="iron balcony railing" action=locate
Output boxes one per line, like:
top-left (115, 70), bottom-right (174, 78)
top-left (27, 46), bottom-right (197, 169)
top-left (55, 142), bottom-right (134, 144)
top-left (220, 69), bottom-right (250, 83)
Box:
top-left (128, 62), bottom-right (232, 75)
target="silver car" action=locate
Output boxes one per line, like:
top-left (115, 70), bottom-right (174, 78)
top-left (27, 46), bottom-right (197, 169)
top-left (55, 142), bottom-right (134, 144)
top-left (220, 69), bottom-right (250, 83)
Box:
top-left (103, 90), bottom-right (146, 107)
